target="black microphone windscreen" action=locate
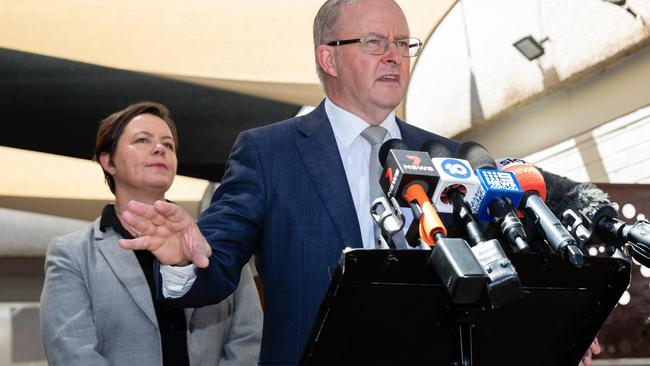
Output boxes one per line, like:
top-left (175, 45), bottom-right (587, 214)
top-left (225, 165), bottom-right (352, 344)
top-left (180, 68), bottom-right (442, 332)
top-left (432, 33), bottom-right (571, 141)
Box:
top-left (540, 169), bottom-right (612, 219)
top-left (455, 141), bottom-right (497, 170)
top-left (421, 140), bottom-right (452, 158)
top-left (379, 138), bottom-right (409, 167)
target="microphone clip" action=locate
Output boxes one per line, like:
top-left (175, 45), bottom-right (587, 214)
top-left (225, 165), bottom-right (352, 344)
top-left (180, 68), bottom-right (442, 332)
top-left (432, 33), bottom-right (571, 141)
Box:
top-left (562, 209), bottom-right (594, 248)
top-left (562, 206), bottom-right (619, 253)
top-left (370, 196), bottom-right (410, 249)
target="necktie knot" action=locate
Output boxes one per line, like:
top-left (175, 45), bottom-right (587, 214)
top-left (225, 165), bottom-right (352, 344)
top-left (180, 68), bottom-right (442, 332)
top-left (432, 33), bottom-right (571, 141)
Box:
top-left (360, 125), bottom-right (388, 146)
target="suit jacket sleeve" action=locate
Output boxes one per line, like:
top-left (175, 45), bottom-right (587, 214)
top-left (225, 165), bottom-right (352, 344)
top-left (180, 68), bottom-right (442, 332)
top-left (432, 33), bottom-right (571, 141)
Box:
top-left (40, 236), bottom-right (110, 366)
top-left (218, 264), bottom-right (263, 366)
top-left (161, 130), bottom-right (266, 307)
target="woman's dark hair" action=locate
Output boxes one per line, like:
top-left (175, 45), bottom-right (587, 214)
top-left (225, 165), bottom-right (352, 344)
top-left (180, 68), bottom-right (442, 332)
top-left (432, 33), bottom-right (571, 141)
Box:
top-left (93, 101), bottom-right (178, 194)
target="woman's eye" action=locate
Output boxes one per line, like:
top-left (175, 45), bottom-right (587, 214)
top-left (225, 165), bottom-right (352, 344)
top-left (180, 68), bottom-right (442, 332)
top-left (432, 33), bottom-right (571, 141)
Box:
top-left (164, 143), bottom-right (175, 150)
top-left (136, 137), bottom-right (148, 143)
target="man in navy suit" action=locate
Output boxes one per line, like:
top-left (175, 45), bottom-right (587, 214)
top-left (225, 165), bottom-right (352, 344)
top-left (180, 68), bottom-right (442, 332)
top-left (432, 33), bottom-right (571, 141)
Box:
top-left (121, 1), bottom-right (603, 363)
top-left (120, 0), bottom-right (488, 364)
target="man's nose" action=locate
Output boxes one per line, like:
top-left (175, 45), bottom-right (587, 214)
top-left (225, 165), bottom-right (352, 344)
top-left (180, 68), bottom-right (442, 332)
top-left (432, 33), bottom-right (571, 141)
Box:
top-left (383, 41), bottom-right (404, 64)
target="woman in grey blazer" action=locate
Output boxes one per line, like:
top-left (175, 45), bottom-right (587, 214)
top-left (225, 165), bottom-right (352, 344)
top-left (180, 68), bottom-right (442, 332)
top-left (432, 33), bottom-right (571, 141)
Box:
top-left (40, 101), bottom-right (263, 366)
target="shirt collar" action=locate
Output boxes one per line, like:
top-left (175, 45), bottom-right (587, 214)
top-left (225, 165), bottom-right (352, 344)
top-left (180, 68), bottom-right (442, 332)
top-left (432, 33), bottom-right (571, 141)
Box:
top-left (325, 98), bottom-right (401, 148)
top-left (99, 204), bottom-right (133, 239)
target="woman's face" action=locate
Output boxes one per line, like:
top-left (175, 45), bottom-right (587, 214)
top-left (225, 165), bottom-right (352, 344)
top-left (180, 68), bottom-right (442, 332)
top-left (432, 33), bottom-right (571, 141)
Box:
top-left (101, 113), bottom-right (177, 196)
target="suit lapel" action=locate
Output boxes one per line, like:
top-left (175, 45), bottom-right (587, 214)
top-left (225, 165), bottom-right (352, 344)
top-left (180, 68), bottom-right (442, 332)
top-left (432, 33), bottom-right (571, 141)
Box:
top-left (296, 103), bottom-right (363, 248)
top-left (94, 221), bottom-right (158, 327)
top-left (398, 118), bottom-right (456, 152)
top-left (397, 118), bottom-right (421, 149)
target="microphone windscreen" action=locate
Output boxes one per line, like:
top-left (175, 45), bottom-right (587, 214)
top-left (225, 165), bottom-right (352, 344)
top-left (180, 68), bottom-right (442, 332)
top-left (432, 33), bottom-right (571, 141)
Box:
top-left (497, 158), bottom-right (612, 220)
top-left (455, 141), bottom-right (497, 170)
top-left (501, 162), bottom-right (548, 203)
top-left (540, 169), bottom-right (611, 220)
top-left (421, 140), bottom-right (452, 158)
top-left (379, 138), bottom-right (409, 167)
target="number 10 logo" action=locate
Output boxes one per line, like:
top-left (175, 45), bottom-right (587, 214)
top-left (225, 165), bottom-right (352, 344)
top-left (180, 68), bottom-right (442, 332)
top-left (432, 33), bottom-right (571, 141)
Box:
top-left (441, 159), bottom-right (471, 179)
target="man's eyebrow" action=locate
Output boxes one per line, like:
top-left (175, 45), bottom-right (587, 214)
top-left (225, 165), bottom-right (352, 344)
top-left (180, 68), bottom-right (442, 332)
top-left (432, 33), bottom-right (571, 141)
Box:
top-left (365, 32), bottom-right (410, 39)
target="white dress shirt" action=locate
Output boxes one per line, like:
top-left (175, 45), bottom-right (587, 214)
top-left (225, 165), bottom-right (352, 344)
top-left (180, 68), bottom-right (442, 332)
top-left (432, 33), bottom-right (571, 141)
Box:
top-left (161, 99), bottom-right (407, 297)
top-left (324, 98), bottom-right (401, 249)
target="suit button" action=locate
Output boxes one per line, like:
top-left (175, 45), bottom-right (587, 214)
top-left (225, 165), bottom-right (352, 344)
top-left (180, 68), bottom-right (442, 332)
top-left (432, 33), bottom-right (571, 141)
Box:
top-left (188, 323), bottom-right (195, 333)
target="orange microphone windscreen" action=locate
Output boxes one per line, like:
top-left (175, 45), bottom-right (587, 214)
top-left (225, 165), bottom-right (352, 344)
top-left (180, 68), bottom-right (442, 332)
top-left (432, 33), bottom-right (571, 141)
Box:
top-left (403, 183), bottom-right (447, 245)
top-left (502, 163), bottom-right (547, 202)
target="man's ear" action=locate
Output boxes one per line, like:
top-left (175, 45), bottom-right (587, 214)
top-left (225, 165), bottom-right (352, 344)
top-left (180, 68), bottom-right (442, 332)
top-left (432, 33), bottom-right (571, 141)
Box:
top-left (316, 45), bottom-right (338, 78)
top-left (99, 152), bottom-right (116, 176)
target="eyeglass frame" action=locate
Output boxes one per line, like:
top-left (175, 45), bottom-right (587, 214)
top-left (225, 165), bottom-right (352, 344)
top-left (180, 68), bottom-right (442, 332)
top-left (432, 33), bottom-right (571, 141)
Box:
top-left (326, 34), bottom-right (423, 57)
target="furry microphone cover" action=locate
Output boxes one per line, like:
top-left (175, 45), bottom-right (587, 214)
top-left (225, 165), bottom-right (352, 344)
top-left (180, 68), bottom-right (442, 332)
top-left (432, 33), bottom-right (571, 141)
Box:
top-left (540, 168), bottom-right (612, 220)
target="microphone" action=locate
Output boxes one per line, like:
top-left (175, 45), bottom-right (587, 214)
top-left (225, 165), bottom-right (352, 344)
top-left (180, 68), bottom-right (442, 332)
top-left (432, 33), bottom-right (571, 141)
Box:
top-left (378, 139), bottom-right (445, 244)
top-left (378, 139), bottom-right (488, 304)
top-left (455, 142), bottom-right (530, 253)
top-left (423, 140), bottom-right (523, 307)
top-left (496, 158), bottom-right (585, 267)
top-left (420, 140), bottom-right (484, 245)
top-left (517, 163), bottom-right (650, 266)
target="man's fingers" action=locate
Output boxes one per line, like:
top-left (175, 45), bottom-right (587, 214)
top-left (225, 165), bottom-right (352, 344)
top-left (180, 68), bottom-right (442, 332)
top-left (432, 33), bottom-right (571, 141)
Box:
top-left (192, 240), bottom-right (212, 268)
top-left (591, 338), bottom-right (601, 355)
top-left (192, 251), bottom-right (210, 269)
top-left (121, 210), bottom-right (155, 237)
top-left (180, 224), bottom-right (211, 268)
top-left (152, 200), bottom-right (195, 231)
top-left (582, 337), bottom-right (600, 366)
top-left (151, 200), bottom-right (193, 229)
top-left (118, 236), bottom-right (151, 250)
top-left (153, 200), bottom-right (183, 219)
top-left (126, 200), bottom-right (156, 216)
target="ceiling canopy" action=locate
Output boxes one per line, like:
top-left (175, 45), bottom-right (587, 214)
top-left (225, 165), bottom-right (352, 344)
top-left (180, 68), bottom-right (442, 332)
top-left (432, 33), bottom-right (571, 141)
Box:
top-left (1, 0), bottom-right (456, 106)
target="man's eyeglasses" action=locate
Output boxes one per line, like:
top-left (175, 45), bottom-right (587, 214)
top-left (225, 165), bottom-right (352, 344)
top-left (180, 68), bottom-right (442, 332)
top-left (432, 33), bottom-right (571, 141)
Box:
top-left (326, 34), bottom-right (423, 57)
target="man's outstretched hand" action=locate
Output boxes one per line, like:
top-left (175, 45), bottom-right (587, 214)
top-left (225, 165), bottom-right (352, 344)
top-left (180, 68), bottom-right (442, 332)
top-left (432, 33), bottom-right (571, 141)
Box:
top-left (118, 200), bottom-right (212, 268)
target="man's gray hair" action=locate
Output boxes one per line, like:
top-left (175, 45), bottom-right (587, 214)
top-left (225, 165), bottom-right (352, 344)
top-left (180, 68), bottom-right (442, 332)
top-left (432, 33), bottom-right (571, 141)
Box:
top-left (313, 0), bottom-right (360, 83)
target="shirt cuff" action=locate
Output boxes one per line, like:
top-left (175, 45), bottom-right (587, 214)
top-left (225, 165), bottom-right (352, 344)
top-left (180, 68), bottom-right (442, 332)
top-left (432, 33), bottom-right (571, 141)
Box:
top-left (160, 263), bottom-right (198, 298)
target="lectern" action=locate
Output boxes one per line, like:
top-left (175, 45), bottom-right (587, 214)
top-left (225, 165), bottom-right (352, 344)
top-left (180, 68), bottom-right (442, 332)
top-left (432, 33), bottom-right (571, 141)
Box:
top-left (300, 249), bottom-right (629, 366)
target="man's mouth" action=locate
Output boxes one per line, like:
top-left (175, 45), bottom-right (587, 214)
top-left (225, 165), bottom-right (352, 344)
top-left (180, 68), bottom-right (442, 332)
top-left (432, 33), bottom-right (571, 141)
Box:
top-left (378, 74), bottom-right (400, 82)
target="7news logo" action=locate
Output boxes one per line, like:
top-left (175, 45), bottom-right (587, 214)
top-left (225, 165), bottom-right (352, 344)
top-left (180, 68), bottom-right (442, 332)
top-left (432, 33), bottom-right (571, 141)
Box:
top-left (384, 167), bottom-right (400, 197)
top-left (402, 155), bottom-right (435, 172)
